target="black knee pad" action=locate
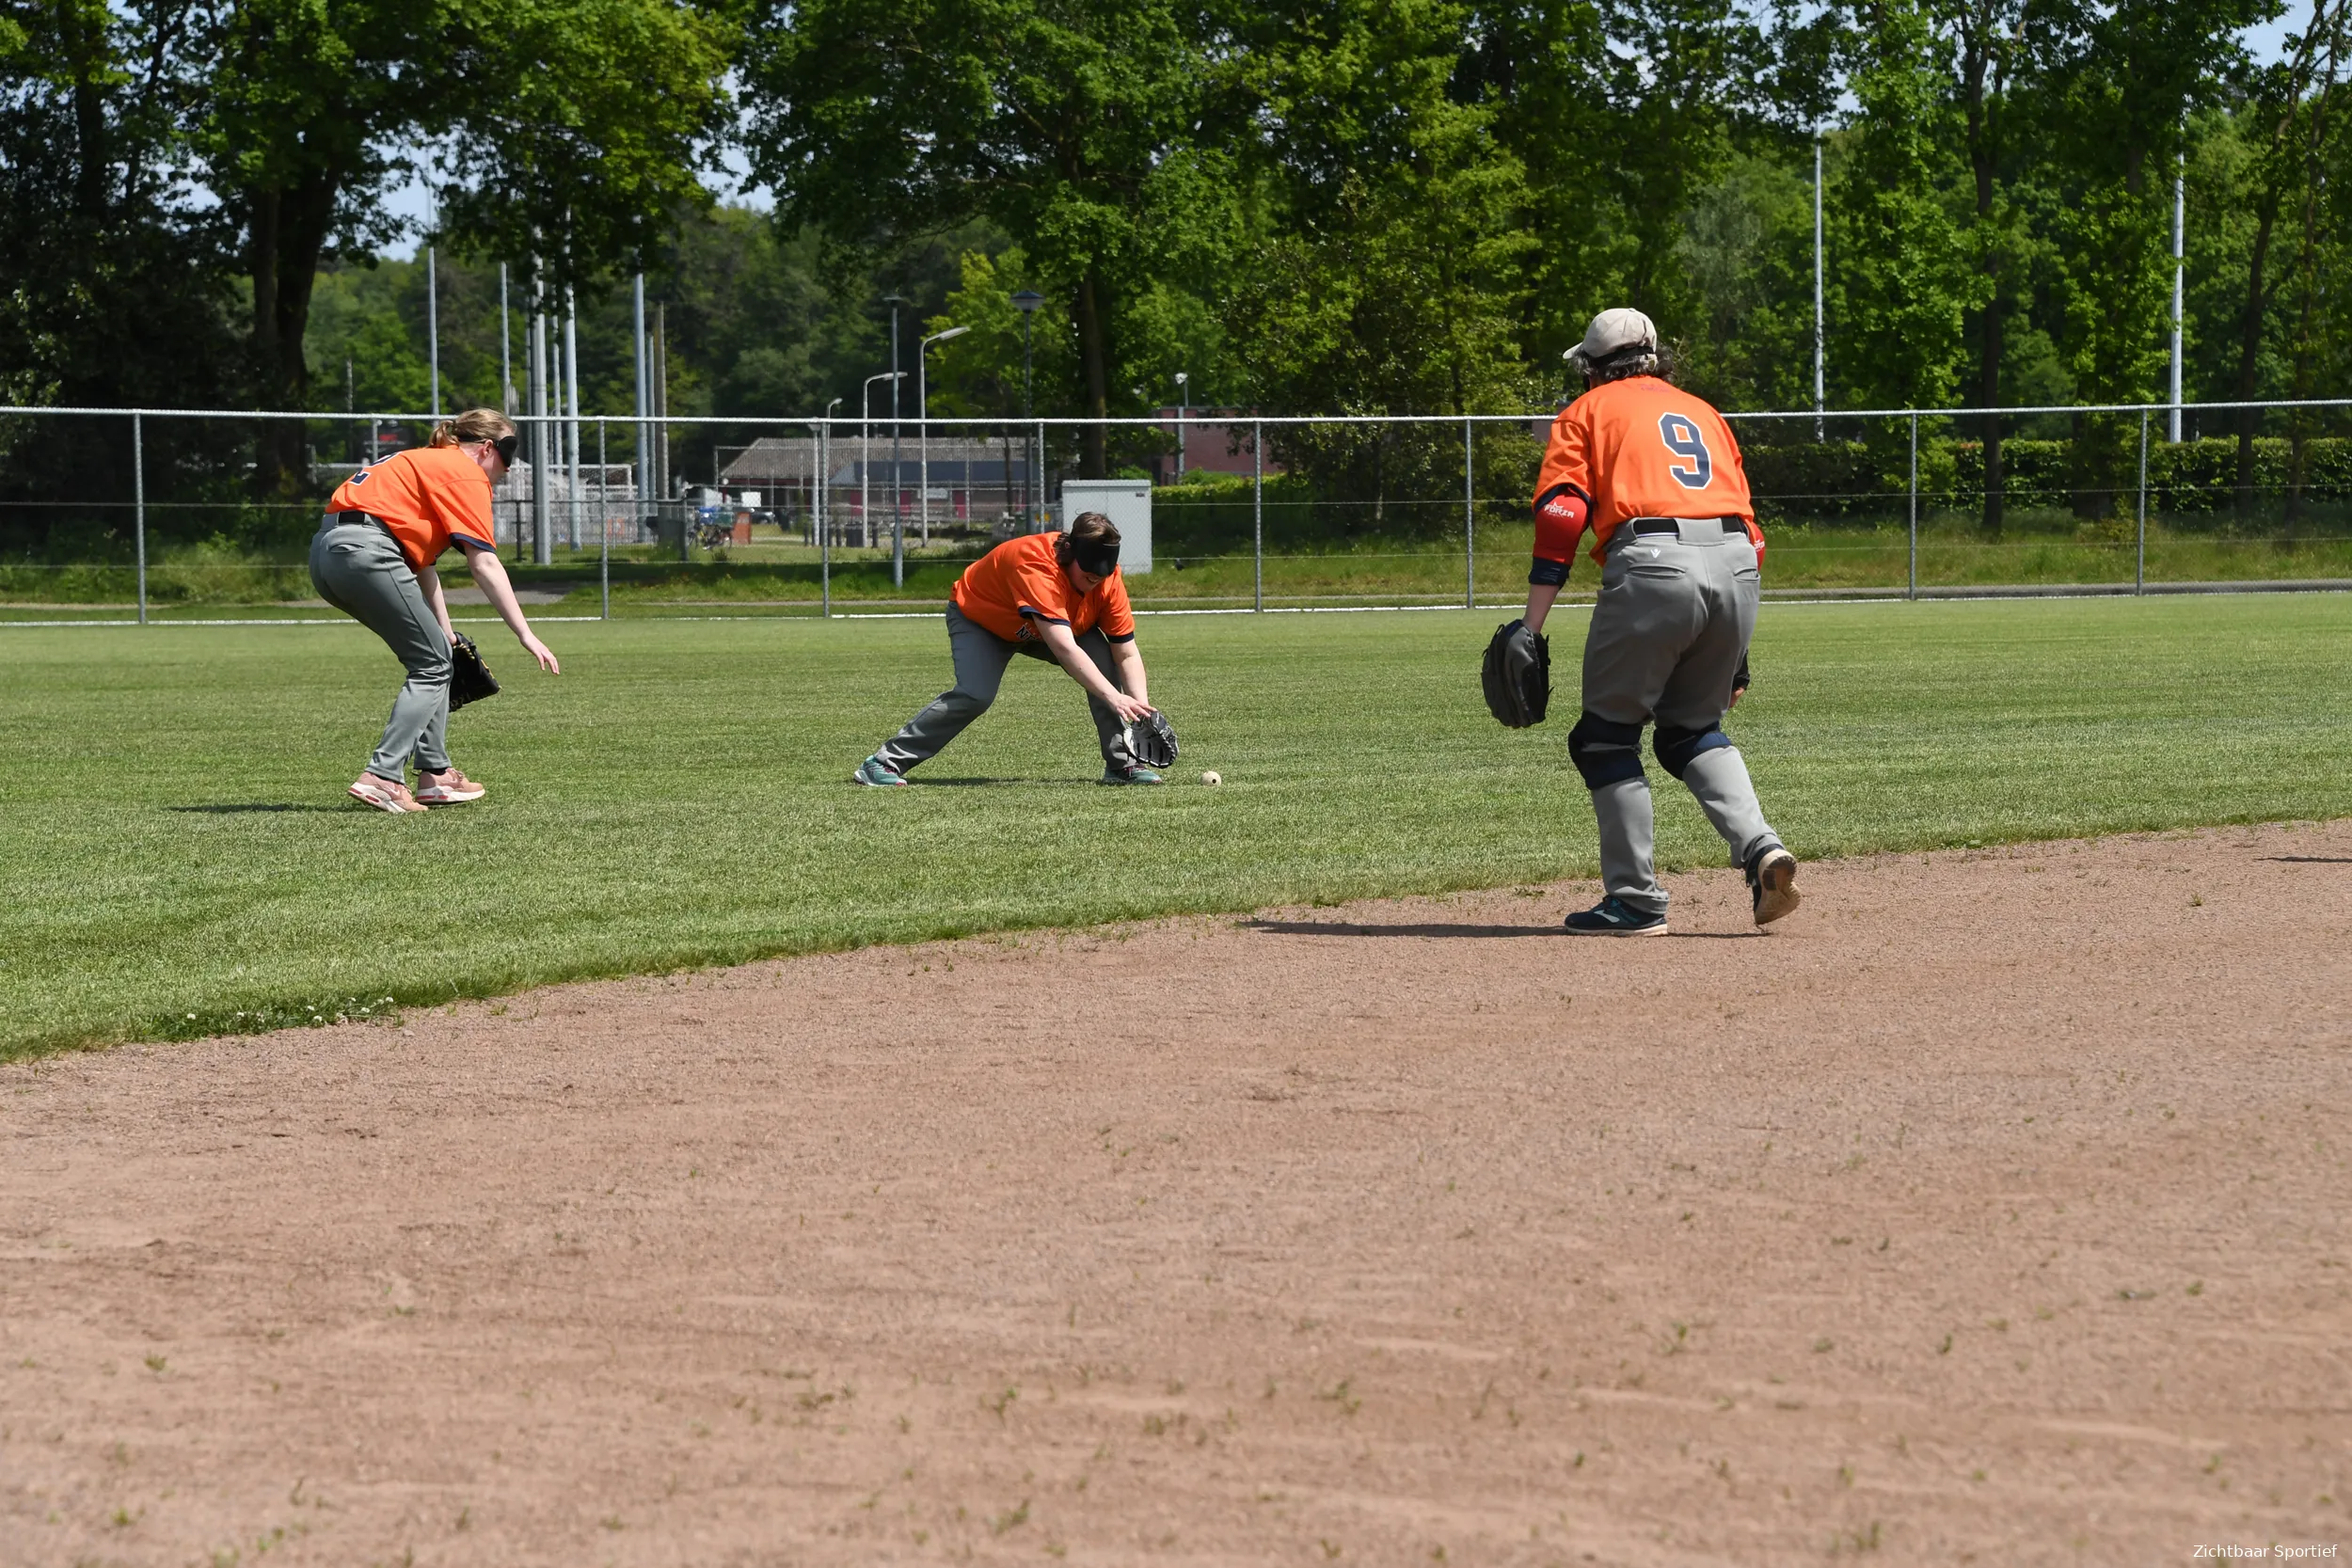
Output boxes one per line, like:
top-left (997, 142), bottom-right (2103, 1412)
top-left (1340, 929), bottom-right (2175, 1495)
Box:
top-left (1653, 723), bottom-right (1734, 782)
top-left (1567, 712), bottom-right (1646, 789)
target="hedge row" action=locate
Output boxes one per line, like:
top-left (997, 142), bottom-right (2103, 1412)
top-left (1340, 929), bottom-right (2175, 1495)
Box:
top-left (1740, 436), bottom-right (2352, 521)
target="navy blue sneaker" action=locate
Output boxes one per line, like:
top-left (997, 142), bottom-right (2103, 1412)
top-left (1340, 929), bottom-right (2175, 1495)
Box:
top-left (1564, 895), bottom-right (1668, 937)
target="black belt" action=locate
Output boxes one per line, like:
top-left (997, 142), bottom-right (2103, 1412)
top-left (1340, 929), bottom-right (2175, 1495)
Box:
top-left (1627, 515), bottom-right (1738, 536)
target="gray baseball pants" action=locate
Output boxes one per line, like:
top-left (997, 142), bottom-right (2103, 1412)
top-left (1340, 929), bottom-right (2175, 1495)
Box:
top-left (1575, 518), bottom-right (1783, 915)
top-left (876, 603), bottom-right (1140, 774)
top-left (309, 515), bottom-right (453, 782)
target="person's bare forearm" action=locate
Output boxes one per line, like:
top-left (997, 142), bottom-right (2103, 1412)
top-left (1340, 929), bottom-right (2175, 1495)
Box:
top-left (417, 564), bottom-right (455, 639)
top-left (1111, 641), bottom-right (1149, 707)
top-left (465, 549), bottom-right (534, 644)
top-left (1523, 579), bottom-right (1564, 635)
top-left (1039, 623), bottom-right (1126, 706)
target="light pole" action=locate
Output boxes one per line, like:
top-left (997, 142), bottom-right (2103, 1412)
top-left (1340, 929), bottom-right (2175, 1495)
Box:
top-left (1174, 371), bottom-right (1189, 480)
top-left (863, 371), bottom-right (903, 552)
top-left (1011, 290), bottom-right (1043, 529)
top-left (884, 293), bottom-right (909, 584)
top-left (918, 325), bottom-right (970, 550)
top-left (821, 395), bottom-right (843, 613)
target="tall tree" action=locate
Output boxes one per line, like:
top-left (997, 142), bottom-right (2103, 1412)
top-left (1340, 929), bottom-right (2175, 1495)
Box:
top-left (744, 0), bottom-right (1229, 476)
top-left (2040, 0), bottom-right (2266, 515)
top-left (197, 0), bottom-right (733, 492)
top-left (1826, 0), bottom-right (1985, 413)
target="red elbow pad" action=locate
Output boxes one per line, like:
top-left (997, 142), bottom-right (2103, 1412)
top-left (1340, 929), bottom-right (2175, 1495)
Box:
top-left (1531, 484), bottom-right (1588, 583)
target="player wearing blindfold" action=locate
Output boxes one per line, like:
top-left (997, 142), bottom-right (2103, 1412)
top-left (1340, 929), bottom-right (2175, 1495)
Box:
top-left (311, 406), bottom-right (560, 813)
top-left (854, 511), bottom-right (1166, 786)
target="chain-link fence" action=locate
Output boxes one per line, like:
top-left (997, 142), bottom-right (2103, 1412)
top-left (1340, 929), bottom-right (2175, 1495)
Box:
top-left (3, 400), bottom-right (2347, 624)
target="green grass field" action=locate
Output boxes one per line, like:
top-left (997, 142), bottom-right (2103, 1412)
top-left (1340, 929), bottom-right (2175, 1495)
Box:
top-left (4, 594), bottom-right (2348, 1060)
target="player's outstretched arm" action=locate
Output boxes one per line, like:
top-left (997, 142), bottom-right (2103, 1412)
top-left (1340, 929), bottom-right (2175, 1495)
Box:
top-left (1034, 620), bottom-right (1150, 721)
top-left (461, 546), bottom-right (560, 674)
top-left (1109, 639), bottom-right (1150, 710)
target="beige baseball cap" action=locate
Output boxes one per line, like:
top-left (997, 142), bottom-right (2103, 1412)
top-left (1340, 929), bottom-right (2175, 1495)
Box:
top-left (1567, 307), bottom-right (1658, 368)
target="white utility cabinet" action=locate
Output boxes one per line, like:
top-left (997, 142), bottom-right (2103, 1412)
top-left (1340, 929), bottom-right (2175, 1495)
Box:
top-left (1058, 479), bottom-right (1152, 574)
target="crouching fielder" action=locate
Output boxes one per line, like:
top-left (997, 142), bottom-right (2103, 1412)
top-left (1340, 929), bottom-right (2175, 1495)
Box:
top-left (1522, 309), bottom-right (1799, 935)
top-left (311, 408), bottom-right (559, 813)
top-left (854, 513), bottom-right (1164, 786)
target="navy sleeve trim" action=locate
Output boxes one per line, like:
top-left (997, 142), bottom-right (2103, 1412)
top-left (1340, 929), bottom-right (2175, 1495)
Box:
top-left (1017, 606), bottom-right (1072, 626)
top-left (1106, 630), bottom-right (1136, 643)
top-left (1534, 481), bottom-right (1591, 515)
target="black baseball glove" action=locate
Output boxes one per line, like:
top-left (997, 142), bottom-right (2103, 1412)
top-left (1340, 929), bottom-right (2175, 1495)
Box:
top-left (448, 631), bottom-right (501, 710)
top-left (1481, 619), bottom-right (1550, 728)
top-left (1123, 709), bottom-right (1179, 769)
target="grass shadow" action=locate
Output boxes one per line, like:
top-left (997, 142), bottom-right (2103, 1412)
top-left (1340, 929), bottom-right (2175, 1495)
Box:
top-left (167, 803), bottom-right (348, 815)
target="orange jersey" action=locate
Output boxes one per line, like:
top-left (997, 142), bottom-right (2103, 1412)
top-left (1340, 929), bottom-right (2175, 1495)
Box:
top-left (1532, 377), bottom-right (1761, 566)
top-left (951, 531), bottom-right (1136, 644)
top-left (326, 446), bottom-right (499, 571)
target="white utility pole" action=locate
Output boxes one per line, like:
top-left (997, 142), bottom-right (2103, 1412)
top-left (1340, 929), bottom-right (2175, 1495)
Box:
top-left (2169, 155), bottom-right (2186, 442)
top-left (1813, 135), bottom-right (1826, 442)
top-left (499, 264), bottom-right (514, 414)
top-left (1175, 371), bottom-right (1189, 477)
top-left (529, 282), bottom-right (551, 565)
top-left (426, 244), bottom-right (441, 420)
top-left (564, 286), bottom-right (582, 549)
top-left (633, 274), bottom-right (649, 527)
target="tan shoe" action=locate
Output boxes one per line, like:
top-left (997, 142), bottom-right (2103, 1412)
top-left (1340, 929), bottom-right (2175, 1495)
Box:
top-left (1749, 847), bottom-right (1801, 926)
top-left (414, 768), bottom-right (487, 805)
top-left (349, 773), bottom-right (427, 814)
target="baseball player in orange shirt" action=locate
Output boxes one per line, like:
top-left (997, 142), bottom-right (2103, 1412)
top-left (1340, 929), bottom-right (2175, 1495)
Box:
top-left (1520, 309), bottom-right (1800, 935)
top-left (312, 408), bottom-right (561, 813)
top-left (854, 511), bottom-right (1165, 785)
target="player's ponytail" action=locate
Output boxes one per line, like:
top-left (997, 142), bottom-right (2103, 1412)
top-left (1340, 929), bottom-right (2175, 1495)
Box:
top-left (432, 407), bottom-right (517, 450)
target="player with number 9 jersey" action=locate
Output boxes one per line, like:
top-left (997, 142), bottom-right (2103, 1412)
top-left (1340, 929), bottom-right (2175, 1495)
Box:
top-left (1531, 375), bottom-right (1762, 569)
top-left (1513, 308), bottom-right (1800, 938)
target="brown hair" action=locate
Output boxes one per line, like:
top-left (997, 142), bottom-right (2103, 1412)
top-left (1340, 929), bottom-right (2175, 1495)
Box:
top-left (1056, 511), bottom-right (1120, 567)
top-left (429, 407), bottom-right (517, 449)
top-left (1583, 341), bottom-right (1678, 388)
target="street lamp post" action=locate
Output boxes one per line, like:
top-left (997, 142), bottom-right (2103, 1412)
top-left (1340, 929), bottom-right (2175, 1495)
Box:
top-left (884, 294), bottom-right (909, 585)
top-left (1011, 290), bottom-right (1044, 530)
top-left (1174, 371), bottom-right (1189, 480)
top-left (863, 371), bottom-right (903, 552)
top-left (820, 394), bottom-right (843, 616)
top-left (919, 325), bottom-right (970, 550)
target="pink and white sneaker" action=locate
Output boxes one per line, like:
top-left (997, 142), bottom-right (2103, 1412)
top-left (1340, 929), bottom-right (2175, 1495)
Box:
top-left (414, 768), bottom-right (487, 805)
top-left (349, 773), bottom-right (428, 814)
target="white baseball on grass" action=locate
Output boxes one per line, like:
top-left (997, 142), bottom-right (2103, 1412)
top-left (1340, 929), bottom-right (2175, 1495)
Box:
top-left (1200, 769), bottom-right (1222, 786)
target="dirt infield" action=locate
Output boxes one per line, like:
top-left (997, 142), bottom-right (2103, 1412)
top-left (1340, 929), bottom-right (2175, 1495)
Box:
top-left (5, 823), bottom-right (2348, 1567)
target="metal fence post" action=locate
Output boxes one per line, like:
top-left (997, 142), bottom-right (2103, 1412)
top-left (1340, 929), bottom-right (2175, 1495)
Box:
top-left (1035, 420), bottom-right (1047, 531)
top-left (598, 418), bottom-right (610, 621)
top-left (2136, 408), bottom-right (2149, 595)
top-left (820, 420), bottom-right (832, 618)
top-left (133, 411), bottom-right (147, 626)
top-left (1252, 420), bottom-right (1263, 613)
top-left (1463, 414), bottom-right (1475, 610)
top-left (1906, 412), bottom-right (1918, 602)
